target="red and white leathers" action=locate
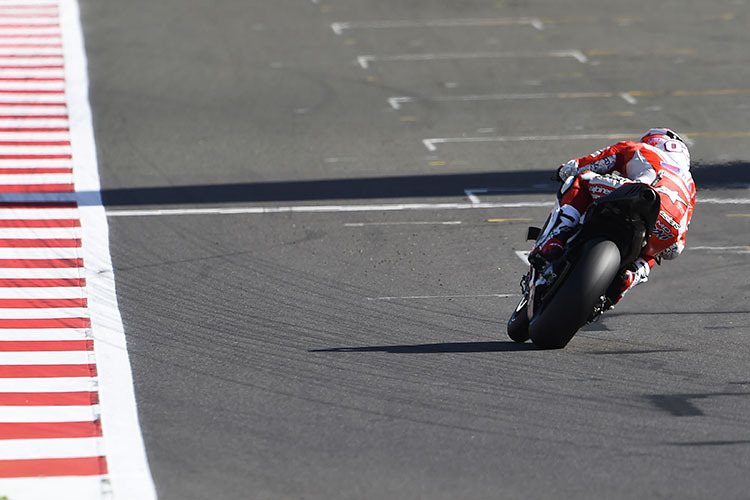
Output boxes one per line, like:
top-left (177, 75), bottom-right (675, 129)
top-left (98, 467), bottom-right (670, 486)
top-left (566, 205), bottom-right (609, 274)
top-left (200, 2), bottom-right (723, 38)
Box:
top-left (531, 128), bottom-right (696, 304)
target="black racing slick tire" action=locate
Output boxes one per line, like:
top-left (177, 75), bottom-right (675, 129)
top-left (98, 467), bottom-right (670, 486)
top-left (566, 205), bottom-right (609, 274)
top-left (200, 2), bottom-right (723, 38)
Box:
top-left (528, 239), bottom-right (621, 349)
top-left (507, 296), bottom-right (530, 343)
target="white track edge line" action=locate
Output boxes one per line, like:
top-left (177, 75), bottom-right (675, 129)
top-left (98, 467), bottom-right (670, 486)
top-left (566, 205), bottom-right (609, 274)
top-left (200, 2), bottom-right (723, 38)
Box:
top-left (61, 0), bottom-right (156, 498)
top-left (104, 196), bottom-right (750, 218)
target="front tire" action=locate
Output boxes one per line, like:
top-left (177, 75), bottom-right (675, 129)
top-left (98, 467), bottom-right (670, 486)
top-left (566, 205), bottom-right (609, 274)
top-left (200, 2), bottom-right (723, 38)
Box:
top-left (528, 239), bottom-right (621, 349)
top-left (507, 296), bottom-right (530, 343)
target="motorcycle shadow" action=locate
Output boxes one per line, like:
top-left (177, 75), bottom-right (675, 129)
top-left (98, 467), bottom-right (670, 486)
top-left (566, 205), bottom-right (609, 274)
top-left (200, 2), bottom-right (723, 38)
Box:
top-left (311, 341), bottom-right (539, 353)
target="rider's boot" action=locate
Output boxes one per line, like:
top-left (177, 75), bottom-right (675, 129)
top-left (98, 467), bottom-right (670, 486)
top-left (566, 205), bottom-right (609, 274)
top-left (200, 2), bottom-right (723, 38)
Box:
top-left (528, 204), bottom-right (581, 267)
top-left (605, 257), bottom-right (653, 309)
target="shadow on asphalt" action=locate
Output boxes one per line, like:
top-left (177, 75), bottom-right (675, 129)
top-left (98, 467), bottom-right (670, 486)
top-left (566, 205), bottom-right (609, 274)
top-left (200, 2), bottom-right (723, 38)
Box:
top-left (90, 161), bottom-right (748, 207)
top-left (311, 341), bottom-right (539, 353)
top-left (647, 392), bottom-right (750, 417)
top-left (606, 310), bottom-right (750, 317)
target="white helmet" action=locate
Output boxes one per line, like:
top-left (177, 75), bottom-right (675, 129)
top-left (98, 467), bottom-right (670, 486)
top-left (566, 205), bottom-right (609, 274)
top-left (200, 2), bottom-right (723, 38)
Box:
top-left (640, 127), bottom-right (690, 170)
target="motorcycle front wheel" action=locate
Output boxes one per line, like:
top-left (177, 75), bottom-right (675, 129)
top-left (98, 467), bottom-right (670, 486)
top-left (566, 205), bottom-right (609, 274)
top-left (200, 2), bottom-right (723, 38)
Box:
top-left (507, 295), bottom-right (530, 343)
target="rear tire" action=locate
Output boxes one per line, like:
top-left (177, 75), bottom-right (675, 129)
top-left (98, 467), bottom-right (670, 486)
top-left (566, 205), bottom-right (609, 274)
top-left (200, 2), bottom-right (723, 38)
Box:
top-left (528, 239), bottom-right (621, 349)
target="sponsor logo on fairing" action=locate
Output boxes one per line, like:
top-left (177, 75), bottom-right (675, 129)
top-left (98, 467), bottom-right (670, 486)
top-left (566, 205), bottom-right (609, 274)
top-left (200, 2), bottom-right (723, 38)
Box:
top-left (590, 184), bottom-right (613, 197)
top-left (652, 219), bottom-right (675, 240)
top-left (659, 211), bottom-right (681, 230)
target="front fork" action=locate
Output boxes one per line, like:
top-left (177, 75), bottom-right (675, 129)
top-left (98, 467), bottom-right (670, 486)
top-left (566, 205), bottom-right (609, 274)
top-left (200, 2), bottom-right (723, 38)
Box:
top-left (518, 267), bottom-right (538, 320)
top-left (523, 256), bottom-right (571, 321)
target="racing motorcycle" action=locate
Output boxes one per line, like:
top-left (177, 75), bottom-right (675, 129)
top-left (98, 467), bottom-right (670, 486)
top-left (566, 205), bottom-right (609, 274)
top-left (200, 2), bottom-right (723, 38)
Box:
top-left (507, 182), bottom-right (660, 349)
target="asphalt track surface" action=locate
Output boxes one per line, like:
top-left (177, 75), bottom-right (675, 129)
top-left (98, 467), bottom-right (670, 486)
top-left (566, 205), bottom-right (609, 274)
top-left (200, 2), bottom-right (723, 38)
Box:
top-left (80, 1), bottom-right (750, 498)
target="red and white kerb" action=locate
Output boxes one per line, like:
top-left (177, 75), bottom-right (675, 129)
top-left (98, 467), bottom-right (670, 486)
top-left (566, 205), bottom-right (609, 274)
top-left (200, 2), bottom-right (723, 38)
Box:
top-left (0, 1), bottom-right (154, 499)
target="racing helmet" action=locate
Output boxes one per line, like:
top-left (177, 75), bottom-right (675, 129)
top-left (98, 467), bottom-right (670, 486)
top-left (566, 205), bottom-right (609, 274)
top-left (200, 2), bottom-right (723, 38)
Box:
top-left (640, 127), bottom-right (691, 170)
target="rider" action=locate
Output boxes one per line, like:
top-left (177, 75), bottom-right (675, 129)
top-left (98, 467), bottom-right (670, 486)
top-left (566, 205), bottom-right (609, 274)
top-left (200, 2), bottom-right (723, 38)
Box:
top-left (528, 128), bottom-right (696, 306)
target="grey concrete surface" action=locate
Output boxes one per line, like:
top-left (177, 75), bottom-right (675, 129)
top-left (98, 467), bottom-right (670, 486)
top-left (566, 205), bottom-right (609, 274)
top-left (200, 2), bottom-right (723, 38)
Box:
top-left (80, 0), bottom-right (750, 498)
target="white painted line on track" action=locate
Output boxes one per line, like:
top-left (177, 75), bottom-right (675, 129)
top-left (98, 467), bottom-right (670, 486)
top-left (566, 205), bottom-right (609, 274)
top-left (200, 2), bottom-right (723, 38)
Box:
top-left (344, 221), bottom-right (461, 227)
top-left (0, 173), bottom-right (73, 184)
top-left (104, 195), bottom-right (750, 219)
top-left (0, 247), bottom-right (81, 258)
top-left (0, 376), bottom-right (96, 392)
top-left (424, 131), bottom-right (750, 151)
top-left (0, 287), bottom-right (85, 299)
top-left (690, 245), bottom-right (750, 253)
top-left (462, 187), bottom-right (552, 204)
top-left (0, 131), bottom-right (70, 141)
top-left (0, 227), bottom-right (80, 238)
top-left (0, 159), bottom-right (71, 167)
top-left (0, 93), bottom-right (66, 104)
top-left (0, 405), bottom-right (98, 423)
top-left (464, 188), bottom-right (484, 204)
top-left (0, 47), bottom-right (61, 56)
top-left (0, 478), bottom-right (105, 500)
top-left (698, 198), bottom-right (750, 204)
top-left (0, 305), bottom-right (87, 317)
top-left (0, 119), bottom-right (69, 128)
top-left (387, 96), bottom-right (412, 110)
top-left (389, 91), bottom-right (638, 109)
top-left (357, 49), bottom-right (587, 69)
top-left (0, 81), bottom-right (64, 90)
top-left (61, 0), bottom-right (156, 495)
top-left (0, 25), bottom-right (60, 35)
top-left (0, 106), bottom-right (67, 116)
top-left (0, 350), bottom-right (93, 365)
top-left (0, 147), bottom-right (72, 157)
top-left (0, 329), bottom-right (89, 341)
top-left (0, 208), bottom-right (78, 219)
top-left (366, 293), bottom-right (515, 301)
top-left (0, 437), bottom-right (103, 461)
top-left (0, 267), bottom-right (82, 279)
top-left (423, 133), bottom-right (635, 151)
top-left (106, 201), bottom-right (556, 217)
top-left (332, 17), bottom-right (544, 35)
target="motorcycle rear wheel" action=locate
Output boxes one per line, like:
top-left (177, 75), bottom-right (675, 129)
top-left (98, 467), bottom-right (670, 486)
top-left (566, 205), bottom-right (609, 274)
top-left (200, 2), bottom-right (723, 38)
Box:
top-left (528, 239), bottom-right (621, 349)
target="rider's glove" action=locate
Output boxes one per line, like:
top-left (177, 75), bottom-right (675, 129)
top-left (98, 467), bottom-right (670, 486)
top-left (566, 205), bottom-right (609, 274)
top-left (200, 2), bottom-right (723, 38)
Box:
top-left (557, 160), bottom-right (579, 181)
